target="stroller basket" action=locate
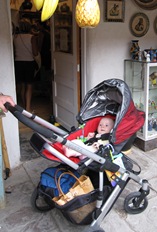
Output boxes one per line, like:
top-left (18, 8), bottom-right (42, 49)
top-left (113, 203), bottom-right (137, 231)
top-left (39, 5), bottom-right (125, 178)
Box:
top-left (55, 186), bottom-right (111, 225)
top-left (5, 79), bottom-right (150, 230)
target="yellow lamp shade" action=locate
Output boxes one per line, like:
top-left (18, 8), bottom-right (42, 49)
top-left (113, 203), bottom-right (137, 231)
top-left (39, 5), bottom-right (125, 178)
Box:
top-left (75, 0), bottom-right (100, 28)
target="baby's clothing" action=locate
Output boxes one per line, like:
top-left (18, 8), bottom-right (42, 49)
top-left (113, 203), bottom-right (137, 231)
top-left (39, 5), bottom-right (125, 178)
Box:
top-left (63, 116), bottom-right (114, 160)
top-left (85, 132), bottom-right (110, 145)
top-left (62, 139), bottom-right (97, 160)
top-left (63, 137), bottom-right (110, 160)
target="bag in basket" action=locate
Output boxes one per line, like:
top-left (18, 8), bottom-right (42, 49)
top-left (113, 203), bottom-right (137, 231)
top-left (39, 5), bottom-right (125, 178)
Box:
top-left (70, 175), bottom-right (94, 197)
top-left (53, 171), bottom-right (94, 206)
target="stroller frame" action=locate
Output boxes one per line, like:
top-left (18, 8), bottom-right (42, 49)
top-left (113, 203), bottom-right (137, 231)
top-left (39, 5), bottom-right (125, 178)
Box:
top-left (6, 103), bottom-right (150, 230)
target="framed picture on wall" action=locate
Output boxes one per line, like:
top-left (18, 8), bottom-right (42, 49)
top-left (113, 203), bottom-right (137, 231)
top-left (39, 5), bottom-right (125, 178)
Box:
top-left (130, 13), bottom-right (149, 37)
top-left (154, 16), bottom-right (157, 34)
top-left (133, 0), bottom-right (157, 10)
top-left (104, 0), bottom-right (125, 22)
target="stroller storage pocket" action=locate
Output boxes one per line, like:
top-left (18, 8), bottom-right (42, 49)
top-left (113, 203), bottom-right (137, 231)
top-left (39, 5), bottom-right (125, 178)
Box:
top-left (31, 183), bottom-right (55, 212)
top-left (55, 186), bottom-right (111, 225)
top-left (56, 190), bottom-right (97, 225)
top-left (31, 164), bottom-right (112, 225)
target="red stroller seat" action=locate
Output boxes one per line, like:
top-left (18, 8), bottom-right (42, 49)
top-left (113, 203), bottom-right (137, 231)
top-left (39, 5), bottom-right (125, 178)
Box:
top-left (41, 116), bottom-right (105, 163)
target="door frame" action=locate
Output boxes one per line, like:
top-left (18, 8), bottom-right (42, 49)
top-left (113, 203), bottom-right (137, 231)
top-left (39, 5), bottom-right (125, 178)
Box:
top-left (51, 0), bottom-right (82, 130)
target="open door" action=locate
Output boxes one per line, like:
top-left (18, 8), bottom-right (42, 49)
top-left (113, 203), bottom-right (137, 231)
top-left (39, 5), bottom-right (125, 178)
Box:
top-left (52, 0), bottom-right (80, 131)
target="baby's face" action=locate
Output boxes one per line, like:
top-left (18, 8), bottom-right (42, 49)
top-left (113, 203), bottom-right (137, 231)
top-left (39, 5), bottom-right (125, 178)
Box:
top-left (97, 118), bottom-right (114, 134)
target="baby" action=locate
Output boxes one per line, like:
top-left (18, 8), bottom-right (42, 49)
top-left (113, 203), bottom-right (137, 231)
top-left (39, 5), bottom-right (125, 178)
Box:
top-left (86, 117), bottom-right (115, 149)
top-left (62, 117), bottom-right (115, 160)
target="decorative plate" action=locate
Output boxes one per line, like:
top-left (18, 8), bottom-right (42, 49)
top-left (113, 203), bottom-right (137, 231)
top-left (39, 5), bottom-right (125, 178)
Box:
top-left (133, 0), bottom-right (157, 10)
top-left (154, 16), bottom-right (157, 34)
top-left (130, 13), bottom-right (149, 37)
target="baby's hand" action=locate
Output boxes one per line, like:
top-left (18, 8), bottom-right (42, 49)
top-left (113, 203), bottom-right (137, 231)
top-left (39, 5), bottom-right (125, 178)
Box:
top-left (92, 142), bottom-right (100, 150)
top-left (87, 132), bottom-right (95, 139)
top-left (96, 134), bottom-right (101, 138)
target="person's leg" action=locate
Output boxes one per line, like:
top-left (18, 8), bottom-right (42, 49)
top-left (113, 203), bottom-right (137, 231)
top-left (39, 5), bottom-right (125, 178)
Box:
top-left (25, 61), bottom-right (35, 112)
top-left (25, 83), bottom-right (33, 112)
top-left (14, 61), bottom-right (25, 105)
top-left (21, 83), bottom-right (26, 108)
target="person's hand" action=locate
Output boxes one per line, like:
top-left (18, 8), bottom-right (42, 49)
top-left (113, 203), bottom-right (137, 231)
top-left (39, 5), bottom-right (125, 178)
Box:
top-left (87, 132), bottom-right (95, 139)
top-left (0, 95), bottom-right (15, 113)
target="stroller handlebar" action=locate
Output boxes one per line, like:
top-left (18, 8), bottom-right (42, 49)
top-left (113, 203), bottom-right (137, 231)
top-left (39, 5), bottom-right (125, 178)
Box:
top-left (5, 102), bottom-right (56, 139)
top-left (11, 104), bottom-right (24, 113)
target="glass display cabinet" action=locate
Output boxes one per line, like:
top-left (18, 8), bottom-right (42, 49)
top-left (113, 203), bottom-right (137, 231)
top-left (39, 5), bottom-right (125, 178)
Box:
top-left (124, 59), bottom-right (157, 151)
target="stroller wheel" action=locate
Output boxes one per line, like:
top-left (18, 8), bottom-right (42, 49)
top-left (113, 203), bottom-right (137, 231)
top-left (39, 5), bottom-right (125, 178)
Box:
top-left (31, 187), bottom-right (54, 212)
top-left (124, 191), bottom-right (148, 214)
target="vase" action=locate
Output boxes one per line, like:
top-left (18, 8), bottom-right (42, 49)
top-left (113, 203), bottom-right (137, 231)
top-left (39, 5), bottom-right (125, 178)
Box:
top-left (130, 40), bottom-right (140, 60)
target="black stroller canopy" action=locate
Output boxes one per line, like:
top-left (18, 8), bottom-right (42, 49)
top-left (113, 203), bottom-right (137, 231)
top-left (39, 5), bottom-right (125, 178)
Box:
top-left (77, 79), bottom-right (131, 124)
top-left (77, 79), bottom-right (145, 152)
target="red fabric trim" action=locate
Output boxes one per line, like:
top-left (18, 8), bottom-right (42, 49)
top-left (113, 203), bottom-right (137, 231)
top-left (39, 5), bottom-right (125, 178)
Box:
top-left (114, 101), bottom-right (145, 144)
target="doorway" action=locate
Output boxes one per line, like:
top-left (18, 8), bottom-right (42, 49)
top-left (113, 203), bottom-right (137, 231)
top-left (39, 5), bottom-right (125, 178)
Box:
top-left (11, 0), bottom-right (81, 129)
top-left (11, 0), bottom-right (81, 161)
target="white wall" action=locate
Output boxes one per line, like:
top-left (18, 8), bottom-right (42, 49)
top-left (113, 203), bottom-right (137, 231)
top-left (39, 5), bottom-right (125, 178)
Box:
top-left (0, 0), bottom-right (20, 168)
top-left (84, 0), bottom-right (157, 91)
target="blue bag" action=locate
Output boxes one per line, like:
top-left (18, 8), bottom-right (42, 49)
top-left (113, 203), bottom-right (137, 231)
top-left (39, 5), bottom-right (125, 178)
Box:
top-left (40, 166), bottom-right (80, 197)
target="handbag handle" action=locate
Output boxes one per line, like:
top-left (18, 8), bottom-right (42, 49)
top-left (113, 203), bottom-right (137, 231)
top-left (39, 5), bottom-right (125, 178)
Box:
top-left (56, 171), bottom-right (82, 198)
top-left (54, 167), bottom-right (67, 193)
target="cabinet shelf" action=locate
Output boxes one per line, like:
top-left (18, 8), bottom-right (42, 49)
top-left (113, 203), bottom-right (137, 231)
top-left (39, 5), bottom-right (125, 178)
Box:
top-left (124, 60), bottom-right (157, 151)
top-left (149, 85), bottom-right (157, 90)
top-left (129, 87), bottom-right (144, 91)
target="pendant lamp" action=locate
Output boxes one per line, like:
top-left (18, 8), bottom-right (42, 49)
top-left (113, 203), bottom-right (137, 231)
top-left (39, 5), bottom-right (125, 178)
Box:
top-left (75, 0), bottom-right (100, 28)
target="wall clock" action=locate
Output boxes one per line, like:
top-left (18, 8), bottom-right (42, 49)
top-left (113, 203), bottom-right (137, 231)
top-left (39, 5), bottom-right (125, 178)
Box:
top-left (133, 0), bottom-right (157, 10)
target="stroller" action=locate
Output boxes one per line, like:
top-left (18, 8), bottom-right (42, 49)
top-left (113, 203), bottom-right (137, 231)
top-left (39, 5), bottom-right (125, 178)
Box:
top-left (6, 79), bottom-right (150, 231)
